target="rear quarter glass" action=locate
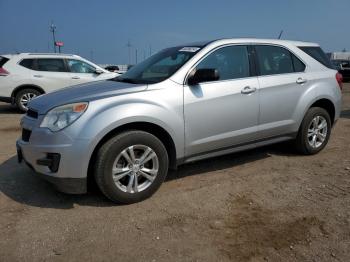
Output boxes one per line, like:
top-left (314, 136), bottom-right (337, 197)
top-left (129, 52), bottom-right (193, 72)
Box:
top-left (19, 59), bottom-right (35, 69)
top-left (0, 56), bottom-right (9, 67)
top-left (298, 46), bottom-right (334, 69)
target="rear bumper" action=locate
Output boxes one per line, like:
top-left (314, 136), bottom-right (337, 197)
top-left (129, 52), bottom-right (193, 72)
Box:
top-left (0, 96), bottom-right (13, 103)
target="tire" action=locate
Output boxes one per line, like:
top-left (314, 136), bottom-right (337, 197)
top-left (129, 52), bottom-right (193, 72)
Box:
top-left (295, 107), bottom-right (331, 155)
top-left (15, 88), bottom-right (41, 112)
top-left (94, 130), bottom-right (169, 204)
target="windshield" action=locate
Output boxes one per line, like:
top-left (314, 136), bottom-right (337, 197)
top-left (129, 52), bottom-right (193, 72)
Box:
top-left (112, 46), bottom-right (202, 84)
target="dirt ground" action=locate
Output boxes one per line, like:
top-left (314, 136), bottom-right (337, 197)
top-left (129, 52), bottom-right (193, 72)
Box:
top-left (0, 84), bottom-right (349, 262)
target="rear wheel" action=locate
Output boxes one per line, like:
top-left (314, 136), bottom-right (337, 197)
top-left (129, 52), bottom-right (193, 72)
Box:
top-left (15, 88), bottom-right (41, 112)
top-left (94, 130), bottom-right (169, 204)
top-left (295, 107), bottom-right (331, 155)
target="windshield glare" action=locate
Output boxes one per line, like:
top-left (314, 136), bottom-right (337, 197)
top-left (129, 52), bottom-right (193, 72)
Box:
top-left (114, 46), bottom-right (202, 84)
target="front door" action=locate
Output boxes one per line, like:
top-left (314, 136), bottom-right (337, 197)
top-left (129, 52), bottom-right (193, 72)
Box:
top-left (184, 45), bottom-right (260, 157)
top-left (66, 59), bottom-right (101, 86)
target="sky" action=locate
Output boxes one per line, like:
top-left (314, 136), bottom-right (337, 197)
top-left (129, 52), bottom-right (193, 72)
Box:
top-left (0, 0), bottom-right (349, 64)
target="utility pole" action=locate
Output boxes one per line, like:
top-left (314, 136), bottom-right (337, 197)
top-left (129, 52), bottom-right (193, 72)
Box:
top-left (135, 49), bottom-right (138, 64)
top-left (126, 40), bottom-right (132, 64)
top-left (50, 21), bottom-right (57, 53)
top-left (149, 45), bottom-right (152, 57)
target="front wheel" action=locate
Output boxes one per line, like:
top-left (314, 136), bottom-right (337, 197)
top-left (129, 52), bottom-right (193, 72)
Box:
top-left (94, 130), bottom-right (169, 204)
top-left (295, 107), bottom-right (331, 155)
top-left (15, 88), bottom-right (41, 112)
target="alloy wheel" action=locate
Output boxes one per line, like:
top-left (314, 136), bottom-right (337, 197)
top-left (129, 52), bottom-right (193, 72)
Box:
top-left (307, 115), bottom-right (328, 149)
top-left (20, 92), bottom-right (37, 109)
top-left (112, 145), bottom-right (159, 193)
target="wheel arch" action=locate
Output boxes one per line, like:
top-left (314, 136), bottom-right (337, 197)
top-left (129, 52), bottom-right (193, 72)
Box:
top-left (87, 121), bottom-right (178, 190)
top-left (11, 84), bottom-right (45, 100)
top-left (308, 98), bottom-right (336, 125)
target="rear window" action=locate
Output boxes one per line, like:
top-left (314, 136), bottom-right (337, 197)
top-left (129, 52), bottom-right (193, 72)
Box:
top-left (19, 59), bottom-right (35, 70)
top-left (255, 45), bottom-right (305, 76)
top-left (298, 46), bottom-right (333, 69)
top-left (36, 59), bottom-right (67, 72)
top-left (0, 56), bottom-right (9, 67)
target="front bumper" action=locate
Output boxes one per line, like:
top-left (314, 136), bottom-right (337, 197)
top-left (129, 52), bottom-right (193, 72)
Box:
top-left (16, 115), bottom-right (92, 194)
top-left (16, 140), bottom-right (87, 194)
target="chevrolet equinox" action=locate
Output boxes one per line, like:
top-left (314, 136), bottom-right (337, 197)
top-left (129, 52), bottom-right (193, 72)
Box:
top-left (17, 39), bottom-right (343, 204)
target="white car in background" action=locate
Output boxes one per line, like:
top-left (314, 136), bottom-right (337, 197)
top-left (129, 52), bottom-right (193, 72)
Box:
top-left (0, 53), bottom-right (119, 111)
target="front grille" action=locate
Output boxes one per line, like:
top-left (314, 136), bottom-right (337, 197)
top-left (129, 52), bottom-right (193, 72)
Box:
top-left (27, 109), bottom-right (38, 119)
top-left (22, 128), bottom-right (32, 142)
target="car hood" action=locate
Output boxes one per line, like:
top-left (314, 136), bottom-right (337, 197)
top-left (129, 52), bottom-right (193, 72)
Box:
top-left (28, 80), bottom-right (147, 114)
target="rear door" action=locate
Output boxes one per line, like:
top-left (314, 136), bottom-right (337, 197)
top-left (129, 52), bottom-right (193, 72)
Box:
top-left (31, 58), bottom-right (72, 92)
top-left (254, 45), bottom-right (309, 138)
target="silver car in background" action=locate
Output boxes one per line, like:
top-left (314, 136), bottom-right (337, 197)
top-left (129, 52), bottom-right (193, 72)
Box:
top-left (17, 38), bottom-right (343, 204)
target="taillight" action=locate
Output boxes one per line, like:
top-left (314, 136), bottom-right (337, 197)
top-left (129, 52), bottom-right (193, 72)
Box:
top-left (336, 72), bottom-right (343, 90)
top-left (0, 67), bottom-right (9, 76)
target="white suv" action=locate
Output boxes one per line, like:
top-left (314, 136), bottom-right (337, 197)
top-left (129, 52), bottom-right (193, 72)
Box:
top-left (0, 53), bottom-right (119, 111)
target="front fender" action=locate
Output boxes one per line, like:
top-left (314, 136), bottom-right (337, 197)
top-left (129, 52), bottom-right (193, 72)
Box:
top-left (63, 93), bottom-right (184, 178)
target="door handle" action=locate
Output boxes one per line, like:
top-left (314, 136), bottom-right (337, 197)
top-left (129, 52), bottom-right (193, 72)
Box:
top-left (72, 76), bottom-right (80, 79)
top-left (33, 75), bottom-right (43, 78)
top-left (296, 78), bottom-right (307, 84)
top-left (241, 86), bottom-right (257, 94)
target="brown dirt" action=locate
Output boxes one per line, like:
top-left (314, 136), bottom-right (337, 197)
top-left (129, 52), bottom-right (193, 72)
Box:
top-left (0, 84), bottom-right (350, 262)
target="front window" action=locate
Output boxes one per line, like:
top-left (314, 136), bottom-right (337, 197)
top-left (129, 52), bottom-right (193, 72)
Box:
top-left (196, 45), bottom-right (250, 81)
top-left (113, 46), bottom-right (203, 84)
top-left (67, 59), bottom-right (96, 73)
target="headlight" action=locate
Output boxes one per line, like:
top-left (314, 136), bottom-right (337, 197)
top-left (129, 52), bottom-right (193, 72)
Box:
top-left (40, 102), bottom-right (88, 132)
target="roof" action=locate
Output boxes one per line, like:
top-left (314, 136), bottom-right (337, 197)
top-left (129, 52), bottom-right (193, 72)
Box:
top-left (170, 38), bottom-right (319, 51)
top-left (1, 53), bottom-right (81, 58)
top-left (208, 38), bottom-right (319, 47)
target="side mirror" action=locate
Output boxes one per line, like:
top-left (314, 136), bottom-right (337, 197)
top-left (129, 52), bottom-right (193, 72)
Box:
top-left (94, 69), bottom-right (104, 75)
top-left (187, 68), bottom-right (219, 86)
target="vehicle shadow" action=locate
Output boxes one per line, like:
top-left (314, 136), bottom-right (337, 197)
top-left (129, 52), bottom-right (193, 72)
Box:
top-left (0, 103), bottom-right (22, 114)
top-left (341, 109), bottom-right (350, 119)
top-left (0, 156), bottom-right (114, 209)
top-left (167, 142), bottom-right (294, 181)
top-left (0, 142), bottom-right (296, 209)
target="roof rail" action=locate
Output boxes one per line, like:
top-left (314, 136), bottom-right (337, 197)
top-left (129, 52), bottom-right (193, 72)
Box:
top-left (28, 53), bottom-right (76, 56)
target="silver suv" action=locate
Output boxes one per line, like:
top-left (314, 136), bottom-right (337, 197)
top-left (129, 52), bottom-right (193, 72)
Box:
top-left (17, 39), bottom-right (343, 204)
